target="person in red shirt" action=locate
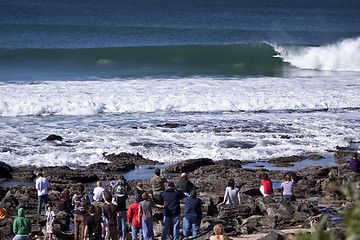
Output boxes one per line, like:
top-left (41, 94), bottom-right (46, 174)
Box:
top-left (127, 195), bottom-right (143, 240)
top-left (260, 174), bottom-right (273, 197)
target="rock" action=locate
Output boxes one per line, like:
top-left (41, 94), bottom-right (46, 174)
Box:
top-left (45, 134), bottom-right (63, 141)
top-left (36, 166), bottom-right (98, 184)
top-left (268, 155), bottom-right (307, 166)
top-left (217, 204), bottom-right (252, 220)
top-left (156, 123), bottom-right (187, 128)
top-left (11, 171), bottom-right (36, 182)
top-left (165, 158), bottom-right (214, 173)
top-left (0, 161), bottom-right (13, 179)
top-left (218, 140), bottom-right (257, 149)
top-left (259, 232), bottom-right (286, 240)
top-left (91, 152), bottom-right (160, 172)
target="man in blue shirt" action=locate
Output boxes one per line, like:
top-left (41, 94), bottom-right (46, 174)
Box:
top-left (183, 190), bottom-right (202, 237)
top-left (161, 181), bottom-right (185, 240)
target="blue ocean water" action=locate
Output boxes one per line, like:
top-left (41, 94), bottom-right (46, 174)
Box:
top-left (0, 0), bottom-right (360, 168)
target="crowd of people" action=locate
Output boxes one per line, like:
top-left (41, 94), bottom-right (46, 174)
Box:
top-left (13, 152), bottom-right (360, 240)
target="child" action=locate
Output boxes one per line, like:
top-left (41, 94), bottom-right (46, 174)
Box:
top-left (46, 203), bottom-right (56, 240)
top-left (209, 224), bottom-right (229, 240)
top-left (100, 208), bottom-right (110, 240)
top-left (260, 173), bottom-right (273, 197)
top-left (138, 192), bottom-right (164, 240)
top-left (127, 194), bottom-right (143, 240)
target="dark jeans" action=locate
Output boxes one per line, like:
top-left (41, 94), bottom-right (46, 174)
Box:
top-left (37, 194), bottom-right (48, 215)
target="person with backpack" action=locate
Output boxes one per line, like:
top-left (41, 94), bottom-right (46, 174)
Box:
top-left (84, 205), bottom-right (105, 240)
top-left (114, 175), bottom-right (131, 240)
top-left (72, 184), bottom-right (90, 240)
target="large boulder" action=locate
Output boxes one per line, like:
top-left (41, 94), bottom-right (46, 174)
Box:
top-left (0, 161), bottom-right (13, 179)
top-left (165, 158), bottom-right (214, 173)
top-left (36, 166), bottom-right (98, 184)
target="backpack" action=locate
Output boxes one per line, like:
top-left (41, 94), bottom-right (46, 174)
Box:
top-left (73, 193), bottom-right (89, 212)
top-left (115, 181), bottom-right (129, 197)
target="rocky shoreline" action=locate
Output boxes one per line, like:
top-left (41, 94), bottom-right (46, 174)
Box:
top-left (0, 143), bottom-right (359, 240)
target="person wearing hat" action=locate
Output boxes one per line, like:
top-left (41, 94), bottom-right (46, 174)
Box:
top-left (176, 173), bottom-right (195, 195)
top-left (46, 203), bottom-right (56, 240)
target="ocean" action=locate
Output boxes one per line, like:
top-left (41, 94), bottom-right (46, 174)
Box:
top-left (1, 0), bottom-right (360, 168)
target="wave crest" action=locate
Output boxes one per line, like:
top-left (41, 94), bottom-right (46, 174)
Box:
top-left (276, 37), bottom-right (360, 72)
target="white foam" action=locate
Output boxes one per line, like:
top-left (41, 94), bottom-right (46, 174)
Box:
top-left (0, 75), bottom-right (359, 117)
top-left (279, 37), bottom-right (360, 72)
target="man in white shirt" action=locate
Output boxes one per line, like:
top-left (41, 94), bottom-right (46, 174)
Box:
top-left (93, 181), bottom-right (105, 202)
top-left (36, 172), bottom-right (50, 215)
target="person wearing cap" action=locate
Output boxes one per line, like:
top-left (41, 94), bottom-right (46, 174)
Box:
top-left (35, 172), bottom-right (50, 215)
top-left (46, 203), bottom-right (56, 240)
top-left (13, 208), bottom-right (32, 240)
top-left (176, 173), bottom-right (195, 195)
top-left (161, 181), bottom-right (185, 240)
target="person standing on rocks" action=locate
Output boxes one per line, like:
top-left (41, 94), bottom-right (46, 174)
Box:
top-left (114, 175), bottom-right (131, 240)
top-left (219, 178), bottom-right (241, 205)
top-left (127, 194), bottom-right (143, 240)
top-left (350, 152), bottom-right (360, 173)
top-left (281, 173), bottom-right (297, 201)
top-left (35, 172), bottom-right (50, 215)
top-left (103, 194), bottom-right (118, 240)
top-left (72, 184), bottom-right (91, 240)
top-left (183, 190), bottom-right (202, 238)
top-left (13, 208), bottom-right (32, 240)
top-left (161, 181), bottom-right (185, 240)
top-left (93, 181), bottom-right (106, 203)
top-left (150, 168), bottom-right (167, 205)
top-left (260, 173), bottom-right (274, 197)
top-left (139, 191), bottom-right (163, 240)
top-left (84, 205), bottom-right (106, 240)
top-left (176, 173), bottom-right (195, 196)
top-left (45, 203), bottom-right (56, 240)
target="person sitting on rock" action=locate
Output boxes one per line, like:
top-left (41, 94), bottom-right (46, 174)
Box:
top-left (176, 173), bottom-right (195, 195)
top-left (281, 173), bottom-right (297, 201)
top-left (13, 208), bottom-right (32, 240)
top-left (219, 178), bottom-right (241, 205)
top-left (209, 224), bottom-right (229, 240)
top-left (260, 173), bottom-right (274, 197)
top-left (350, 152), bottom-right (360, 173)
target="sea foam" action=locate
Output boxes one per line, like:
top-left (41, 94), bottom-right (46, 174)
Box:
top-left (1, 75), bottom-right (359, 117)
